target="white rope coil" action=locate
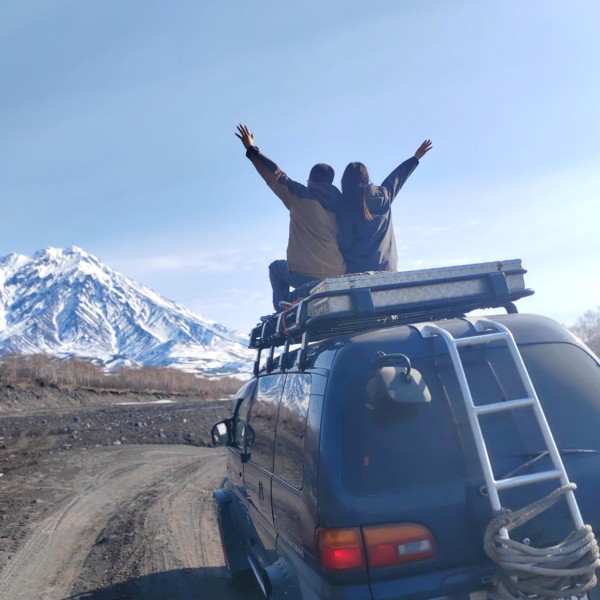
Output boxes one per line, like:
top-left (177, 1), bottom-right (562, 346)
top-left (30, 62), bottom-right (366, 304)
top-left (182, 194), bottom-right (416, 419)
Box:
top-left (484, 484), bottom-right (600, 599)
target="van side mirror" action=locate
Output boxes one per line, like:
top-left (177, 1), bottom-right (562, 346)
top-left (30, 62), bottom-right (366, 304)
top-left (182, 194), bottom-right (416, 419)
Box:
top-left (370, 352), bottom-right (431, 405)
top-left (211, 419), bottom-right (233, 446)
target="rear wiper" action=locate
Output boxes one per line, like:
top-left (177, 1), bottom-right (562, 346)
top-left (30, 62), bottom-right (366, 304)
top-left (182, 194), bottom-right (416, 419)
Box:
top-left (499, 449), bottom-right (599, 481)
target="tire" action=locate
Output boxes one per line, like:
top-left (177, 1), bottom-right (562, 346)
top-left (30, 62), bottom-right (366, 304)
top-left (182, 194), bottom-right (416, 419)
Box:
top-left (265, 558), bottom-right (302, 600)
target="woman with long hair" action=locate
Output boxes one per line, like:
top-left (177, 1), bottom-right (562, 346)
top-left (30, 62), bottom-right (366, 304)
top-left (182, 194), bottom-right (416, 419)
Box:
top-left (338, 140), bottom-right (432, 274)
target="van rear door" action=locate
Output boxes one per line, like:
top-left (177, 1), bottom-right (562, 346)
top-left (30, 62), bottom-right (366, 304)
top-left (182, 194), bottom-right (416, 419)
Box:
top-left (338, 338), bottom-right (600, 588)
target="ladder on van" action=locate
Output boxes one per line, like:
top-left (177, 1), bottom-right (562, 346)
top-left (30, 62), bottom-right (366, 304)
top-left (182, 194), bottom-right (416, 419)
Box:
top-left (418, 318), bottom-right (585, 539)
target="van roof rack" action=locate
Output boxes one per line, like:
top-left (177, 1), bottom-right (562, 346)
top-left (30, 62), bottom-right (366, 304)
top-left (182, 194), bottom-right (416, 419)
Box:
top-left (249, 259), bottom-right (533, 351)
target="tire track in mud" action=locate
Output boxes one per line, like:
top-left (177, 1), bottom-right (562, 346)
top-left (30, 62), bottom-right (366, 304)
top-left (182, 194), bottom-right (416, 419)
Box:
top-left (0, 445), bottom-right (223, 600)
top-left (74, 452), bottom-right (226, 585)
top-left (141, 450), bottom-right (227, 571)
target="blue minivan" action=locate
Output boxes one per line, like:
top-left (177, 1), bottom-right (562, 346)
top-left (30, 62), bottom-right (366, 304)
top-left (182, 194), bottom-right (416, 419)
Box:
top-left (212, 263), bottom-right (600, 599)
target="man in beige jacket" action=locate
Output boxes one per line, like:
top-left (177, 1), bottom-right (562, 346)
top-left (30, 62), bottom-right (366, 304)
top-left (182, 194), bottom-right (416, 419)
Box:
top-left (236, 124), bottom-right (346, 311)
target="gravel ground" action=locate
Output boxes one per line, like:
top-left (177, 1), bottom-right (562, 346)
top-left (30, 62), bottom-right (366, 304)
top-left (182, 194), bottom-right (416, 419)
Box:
top-left (0, 398), bottom-right (263, 600)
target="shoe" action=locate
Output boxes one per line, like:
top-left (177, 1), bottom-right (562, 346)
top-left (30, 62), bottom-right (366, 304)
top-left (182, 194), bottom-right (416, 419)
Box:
top-left (278, 299), bottom-right (301, 309)
top-left (259, 313), bottom-right (276, 323)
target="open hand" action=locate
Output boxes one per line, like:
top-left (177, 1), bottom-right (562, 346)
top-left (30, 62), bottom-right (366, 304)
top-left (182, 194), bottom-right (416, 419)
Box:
top-left (235, 124), bottom-right (255, 149)
top-left (415, 139), bottom-right (433, 160)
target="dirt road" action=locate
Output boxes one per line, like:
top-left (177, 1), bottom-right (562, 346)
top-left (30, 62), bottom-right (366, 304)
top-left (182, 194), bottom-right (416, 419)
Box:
top-left (0, 404), bottom-right (263, 600)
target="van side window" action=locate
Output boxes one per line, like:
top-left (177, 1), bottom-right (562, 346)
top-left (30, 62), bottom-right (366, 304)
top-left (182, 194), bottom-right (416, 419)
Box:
top-left (274, 373), bottom-right (311, 489)
top-left (249, 375), bottom-right (285, 470)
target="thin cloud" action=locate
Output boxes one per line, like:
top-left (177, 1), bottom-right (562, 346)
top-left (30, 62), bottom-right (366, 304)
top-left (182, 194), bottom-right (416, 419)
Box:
top-left (113, 247), bottom-right (273, 276)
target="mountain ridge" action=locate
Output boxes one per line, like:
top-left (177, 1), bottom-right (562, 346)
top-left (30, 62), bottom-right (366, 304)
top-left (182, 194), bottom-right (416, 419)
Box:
top-left (0, 246), bottom-right (254, 377)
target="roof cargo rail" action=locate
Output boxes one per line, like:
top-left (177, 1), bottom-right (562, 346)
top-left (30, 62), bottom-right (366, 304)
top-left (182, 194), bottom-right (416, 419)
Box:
top-left (249, 259), bottom-right (533, 350)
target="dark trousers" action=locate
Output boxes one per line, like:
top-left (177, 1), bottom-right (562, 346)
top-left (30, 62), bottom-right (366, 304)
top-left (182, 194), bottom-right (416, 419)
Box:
top-left (268, 260), bottom-right (319, 310)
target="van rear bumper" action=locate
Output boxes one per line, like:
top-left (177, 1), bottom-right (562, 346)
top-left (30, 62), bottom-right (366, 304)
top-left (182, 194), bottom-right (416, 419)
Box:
top-left (369, 564), bottom-right (495, 600)
top-left (282, 533), bottom-right (495, 600)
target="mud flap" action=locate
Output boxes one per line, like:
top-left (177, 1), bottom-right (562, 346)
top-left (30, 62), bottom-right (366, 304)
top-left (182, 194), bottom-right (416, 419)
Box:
top-left (213, 487), bottom-right (251, 580)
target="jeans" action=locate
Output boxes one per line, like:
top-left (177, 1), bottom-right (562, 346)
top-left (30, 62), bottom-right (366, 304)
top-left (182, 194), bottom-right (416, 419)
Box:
top-left (268, 260), bottom-right (319, 310)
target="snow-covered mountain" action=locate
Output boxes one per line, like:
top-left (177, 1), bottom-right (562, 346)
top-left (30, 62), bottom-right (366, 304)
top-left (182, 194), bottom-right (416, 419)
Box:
top-left (0, 247), bottom-right (254, 376)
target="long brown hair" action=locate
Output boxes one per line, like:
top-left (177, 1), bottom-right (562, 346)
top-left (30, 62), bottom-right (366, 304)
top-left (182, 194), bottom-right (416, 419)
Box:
top-left (341, 162), bottom-right (373, 221)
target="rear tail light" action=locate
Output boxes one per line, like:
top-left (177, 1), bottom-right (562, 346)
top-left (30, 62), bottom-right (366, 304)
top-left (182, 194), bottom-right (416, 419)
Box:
top-left (363, 523), bottom-right (436, 568)
top-left (316, 528), bottom-right (366, 571)
top-left (316, 523), bottom-right (436, 571)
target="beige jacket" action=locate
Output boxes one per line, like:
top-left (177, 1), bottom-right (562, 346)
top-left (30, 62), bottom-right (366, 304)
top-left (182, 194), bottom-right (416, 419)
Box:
top-left (247, 146), bottom-right (345, 278)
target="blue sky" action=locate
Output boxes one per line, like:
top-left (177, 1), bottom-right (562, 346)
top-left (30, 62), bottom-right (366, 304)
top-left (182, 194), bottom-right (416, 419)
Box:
top-left (1, 0), bottom-right (598, 333)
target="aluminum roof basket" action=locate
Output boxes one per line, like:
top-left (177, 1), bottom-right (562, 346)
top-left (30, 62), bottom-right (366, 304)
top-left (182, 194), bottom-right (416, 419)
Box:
top-left (249, 259), bottom-right (533, 350)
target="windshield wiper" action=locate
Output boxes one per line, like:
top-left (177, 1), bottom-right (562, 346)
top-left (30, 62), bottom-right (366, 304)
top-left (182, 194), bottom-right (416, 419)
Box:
top-left (499, 449), bottom-right (599, 481)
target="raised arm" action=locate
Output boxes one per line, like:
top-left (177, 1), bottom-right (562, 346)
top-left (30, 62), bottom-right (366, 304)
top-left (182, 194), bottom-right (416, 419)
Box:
top-left (381, 139), bottom-right (432, 201)
top-left (235, 124), bottom-right (309, 209)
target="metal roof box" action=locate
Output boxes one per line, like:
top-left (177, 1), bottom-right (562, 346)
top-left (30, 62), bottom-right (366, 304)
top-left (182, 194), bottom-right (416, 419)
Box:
top-left (307, 260), bottom-right (526, 318)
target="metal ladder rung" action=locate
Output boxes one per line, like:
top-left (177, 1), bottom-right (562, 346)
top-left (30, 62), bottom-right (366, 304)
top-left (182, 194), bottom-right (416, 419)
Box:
top-left (474, 397), bottom-right (535, 416)
top-left (455, 332), bottom-right (506, 347)
top-left (496, 469), bottom-right (563, 491)
top-left (417, 319), bottom-right (585, 535)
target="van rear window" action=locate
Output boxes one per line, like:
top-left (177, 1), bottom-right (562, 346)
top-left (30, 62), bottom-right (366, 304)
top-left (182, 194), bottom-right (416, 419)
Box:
top-left (341, 342), bottom-right (600, 496)
top-left (342, 357), bottom-right (466, 495)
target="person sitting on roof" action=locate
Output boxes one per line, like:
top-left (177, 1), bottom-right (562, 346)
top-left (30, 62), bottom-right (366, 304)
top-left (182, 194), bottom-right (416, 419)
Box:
top-left (235, 124), bottom-right (346, 311)
top-left (337, 140), bottom-right (433, 274)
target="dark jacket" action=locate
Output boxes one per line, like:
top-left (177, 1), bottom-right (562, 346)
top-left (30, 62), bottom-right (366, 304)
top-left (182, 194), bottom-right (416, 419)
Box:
top-left (246, 146), bottom-right (346, 278)
top-left (337, 156), bottom-right (419, 273)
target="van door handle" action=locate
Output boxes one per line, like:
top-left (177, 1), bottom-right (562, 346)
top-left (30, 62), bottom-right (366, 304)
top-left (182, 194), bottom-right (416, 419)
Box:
top-left (258, 481), bottom-right (264, 501)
